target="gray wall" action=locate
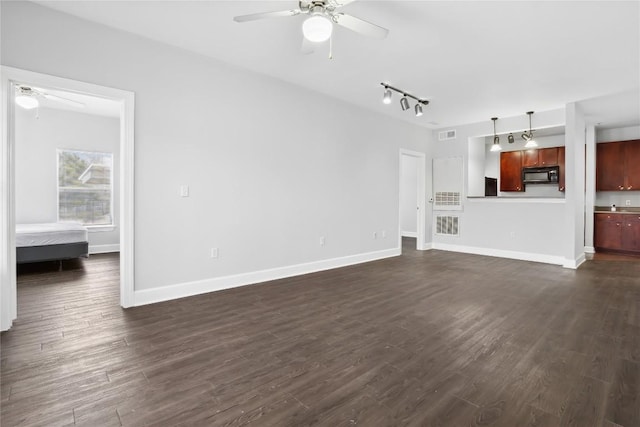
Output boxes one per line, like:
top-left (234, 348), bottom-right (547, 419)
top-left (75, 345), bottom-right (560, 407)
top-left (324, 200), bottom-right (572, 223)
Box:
top-left (2, 1), bottom-right (430, 291)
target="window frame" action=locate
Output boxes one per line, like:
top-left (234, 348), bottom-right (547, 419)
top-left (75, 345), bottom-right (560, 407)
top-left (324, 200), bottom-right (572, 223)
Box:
top-left (56, 148), bottom-right (115, 229)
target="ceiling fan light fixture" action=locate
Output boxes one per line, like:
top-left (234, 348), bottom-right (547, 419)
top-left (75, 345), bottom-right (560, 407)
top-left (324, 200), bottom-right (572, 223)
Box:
top-left (400, 96), bottom-right (410, 111)
top-left (383, 88), bottom-right (392, 104)
top-left (15, 95), bottom-right (39, 110)
top-left (302, 14), bottom-right (333, 43)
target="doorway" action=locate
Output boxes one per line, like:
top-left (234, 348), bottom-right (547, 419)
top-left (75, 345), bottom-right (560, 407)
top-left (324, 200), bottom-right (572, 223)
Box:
top-left (1, 67), bottom-right (135, 331)
top-left (399, 149), bottom-right (427, 251)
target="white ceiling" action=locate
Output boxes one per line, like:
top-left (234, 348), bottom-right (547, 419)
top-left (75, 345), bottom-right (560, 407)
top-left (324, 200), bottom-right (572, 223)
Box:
top-left (33, 1), bottom-right (640, 129)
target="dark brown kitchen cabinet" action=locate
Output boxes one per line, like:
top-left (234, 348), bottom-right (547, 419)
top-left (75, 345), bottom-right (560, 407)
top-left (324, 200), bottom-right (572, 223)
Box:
top-left (539, 147), bottom-right (559, 166)
top-left (500, 151), bottom-right (523, 192)
top-left (522, 147), bottom-right (559, 167)
top-left (594, 213), bottom-right (640, 254)
top-left (596, 139), bottom-right (640, 191)
top-left (558, 146), bottom-right (565, 191)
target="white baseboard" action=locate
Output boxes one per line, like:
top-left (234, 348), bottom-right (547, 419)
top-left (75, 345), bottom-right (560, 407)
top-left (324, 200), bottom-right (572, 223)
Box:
top-left (417, 242), bottom-right (433, 251)
top-left (431, 242), bottom-right (565, 266)
top-left (89, 244), bottom-right (120, 254)
top-left (584, 246), bottom-right (595, 254)
top-left (134, 247), bottom-right (401, 307)
top-left (401, 231), bottom-right (417, 238)
top-left (563, 253), bottom-right (587, 269)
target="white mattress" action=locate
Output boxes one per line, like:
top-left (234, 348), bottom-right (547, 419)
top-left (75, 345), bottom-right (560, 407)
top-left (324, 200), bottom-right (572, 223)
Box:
top-left (16, 223), bottom-right (89, 247)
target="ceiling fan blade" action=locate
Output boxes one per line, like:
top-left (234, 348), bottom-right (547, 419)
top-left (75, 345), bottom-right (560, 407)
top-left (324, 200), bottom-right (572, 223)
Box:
top-left (233, 9), bottom-right (301, 23)
top-left (42, 93), bottom-right (85, 108)
top-left (301, 37), bottom-right (315, 55)
top-left (326, 0), bottom-right (357, 8)
top-left (333, 13), bottom-right (389, 39)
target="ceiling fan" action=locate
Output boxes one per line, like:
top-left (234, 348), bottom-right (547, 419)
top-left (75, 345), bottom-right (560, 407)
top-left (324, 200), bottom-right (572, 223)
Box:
top-left (14, 85), bottom-right (85, 110)
top-left (233, 0), bottom-right (389, 45)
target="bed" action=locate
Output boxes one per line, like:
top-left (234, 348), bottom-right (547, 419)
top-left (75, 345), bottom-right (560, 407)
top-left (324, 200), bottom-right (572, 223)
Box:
top-left (16, 222), bottom-right (89, 265)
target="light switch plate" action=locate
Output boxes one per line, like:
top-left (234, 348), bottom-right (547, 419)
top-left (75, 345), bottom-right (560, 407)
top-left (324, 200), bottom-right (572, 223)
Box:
top-left (180, 185), bottom-right (189, 197)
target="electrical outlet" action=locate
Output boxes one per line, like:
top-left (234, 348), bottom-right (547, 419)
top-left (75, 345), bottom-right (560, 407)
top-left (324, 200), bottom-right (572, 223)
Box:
top-left (319, 236), bottom-right (325, 246)
top-left (373, 232), bottom-right (378, 239)
top-left (626, 200), bottom-right (631, 206)
top-left (510, 231), bottom-right (516, 238)
top-left (210, 248), bottom-right (219, 259)
top-left (180, 185), bottom-right (189, 197)
top-left (381, 230), bottom-right (387, 238)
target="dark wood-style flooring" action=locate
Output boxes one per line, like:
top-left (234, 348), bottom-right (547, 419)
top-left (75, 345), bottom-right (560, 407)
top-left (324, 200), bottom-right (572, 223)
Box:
top-left (1, 239), bottom-right (639, 426)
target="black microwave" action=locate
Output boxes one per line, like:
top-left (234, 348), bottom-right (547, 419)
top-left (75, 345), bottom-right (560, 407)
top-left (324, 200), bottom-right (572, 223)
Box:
top-left (522, 166), bottom-right (559, 184)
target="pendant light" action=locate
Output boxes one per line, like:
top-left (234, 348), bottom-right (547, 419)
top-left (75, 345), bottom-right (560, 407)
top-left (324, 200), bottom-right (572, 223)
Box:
top-left (490, 117), bottom-right (501, 152)
top-left (522, 111), bottom-right (538, 148)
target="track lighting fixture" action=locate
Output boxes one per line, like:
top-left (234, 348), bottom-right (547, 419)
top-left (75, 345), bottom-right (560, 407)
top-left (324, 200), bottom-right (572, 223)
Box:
top-left (415, 103), bottom-right (423, 117)
top-left (507, 133), bottom-right (515, 144)
top-left (400, 96), bottom-right (410, 111)
top-left (522, 111), bottom-right (538, 148)
top-left (383, 88), bottom-right (392, 104)
top-left (380, 83), bottom-right (429, 118)
top-left (490, 117), bottom-right (501, 152)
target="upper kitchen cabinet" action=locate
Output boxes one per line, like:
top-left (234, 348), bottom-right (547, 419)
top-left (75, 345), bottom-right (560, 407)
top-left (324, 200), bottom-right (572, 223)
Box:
top-left (523, 147), bottom-right (558, 167)
top-left (596, 139), bottom-right (640, 191)
top-left (500, 151), bottom-right (524, 192)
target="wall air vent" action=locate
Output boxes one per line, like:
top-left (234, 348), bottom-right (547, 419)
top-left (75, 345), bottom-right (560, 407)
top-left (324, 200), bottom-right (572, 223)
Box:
top-left (435, 215), bottom-right (460, 236)
top-left (434, 191), bottom-right (461, 208)
top-left (438, 130), bottom-right (456, 141)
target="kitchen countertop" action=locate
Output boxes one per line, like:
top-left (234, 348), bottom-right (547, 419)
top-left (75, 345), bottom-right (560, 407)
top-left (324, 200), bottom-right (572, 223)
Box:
top-left (594, 206), bottom-right (640, 214)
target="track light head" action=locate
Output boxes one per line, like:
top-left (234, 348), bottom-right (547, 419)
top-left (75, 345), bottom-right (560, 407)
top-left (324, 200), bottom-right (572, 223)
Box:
top-left (415, 103), bottom-right (423, 117)
top-left (507, 133), bottom-right (515, 144)
top-left (383, 88), bottom-right (392, 105)
top-left (400, 96), bottom-right (410, 111)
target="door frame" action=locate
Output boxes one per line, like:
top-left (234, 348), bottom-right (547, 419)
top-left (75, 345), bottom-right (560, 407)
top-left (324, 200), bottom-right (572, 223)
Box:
top-left (1, 66), bottom-right (135, 331)
top-left (399, 149), bottom-right (427, 251)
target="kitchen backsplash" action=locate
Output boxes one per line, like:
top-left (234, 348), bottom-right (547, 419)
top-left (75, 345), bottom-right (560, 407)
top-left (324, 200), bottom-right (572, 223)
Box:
top-left (595, 191), bottom-right (640, 207)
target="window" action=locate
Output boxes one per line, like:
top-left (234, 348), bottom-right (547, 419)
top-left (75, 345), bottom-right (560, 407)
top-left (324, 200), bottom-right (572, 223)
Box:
top-left (58, 149), bottom-right (113, 226)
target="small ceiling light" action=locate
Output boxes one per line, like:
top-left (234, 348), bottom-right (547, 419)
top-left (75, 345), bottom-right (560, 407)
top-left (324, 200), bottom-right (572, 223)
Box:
top-left (490, 117), bottom-right (502, 152)
top-left (415, 103), bottom-right (423, 117)
top-left (383, 87), bottom-right (392, 104)
top-left (15, 95), bottom-right (39, 109)
top-left (400, 96), bottom-right (410, 111)
top-left (302, 11), bottom-right (333, 43)
top-left (507, 133), bottom-right (515, 144)
top-left (522, 111), bottom-right (538, 148)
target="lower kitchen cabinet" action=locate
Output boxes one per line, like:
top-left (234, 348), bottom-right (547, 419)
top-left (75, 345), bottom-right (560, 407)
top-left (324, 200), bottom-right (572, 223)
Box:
top-left (594, 213), bottom-right (640, 253)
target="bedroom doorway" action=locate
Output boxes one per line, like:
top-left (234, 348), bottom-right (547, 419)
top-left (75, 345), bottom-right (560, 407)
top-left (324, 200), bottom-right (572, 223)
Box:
top-left (1, 67), bottom-right (135, 331)
top-left (399, 149), bottom-right (427, 252)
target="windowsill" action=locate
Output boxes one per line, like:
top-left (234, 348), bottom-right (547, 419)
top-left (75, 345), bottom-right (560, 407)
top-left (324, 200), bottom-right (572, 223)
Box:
top-left (86, 225), bottom-right (116, 232)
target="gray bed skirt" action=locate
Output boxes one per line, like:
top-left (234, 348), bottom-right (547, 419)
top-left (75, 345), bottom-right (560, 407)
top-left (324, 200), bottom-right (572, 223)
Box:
top-left (16, 242), bottom-right (89, 264)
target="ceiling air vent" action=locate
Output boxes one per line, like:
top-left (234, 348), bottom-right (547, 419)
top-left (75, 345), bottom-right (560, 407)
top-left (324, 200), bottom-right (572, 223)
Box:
top-left (438, 130), bottom-right (457, 141)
